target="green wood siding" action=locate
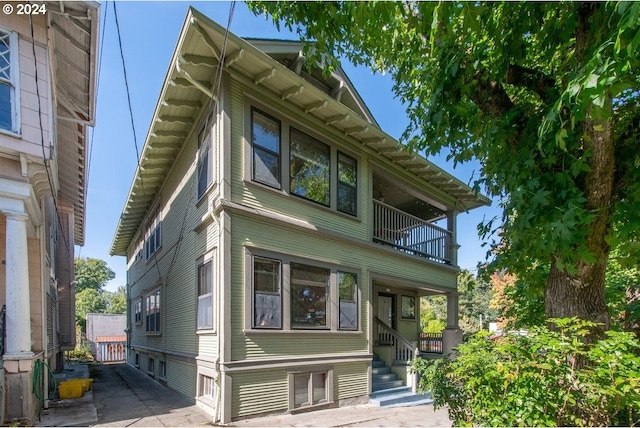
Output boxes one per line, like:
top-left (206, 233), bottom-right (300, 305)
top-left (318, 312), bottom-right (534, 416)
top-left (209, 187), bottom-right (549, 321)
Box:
top-left (334, 362), bottom-right (369, 400)
top-left (166, 357), bottom-right (197, 401)
top-left (198, 334), bottom-right (218, 357)
top-left (231, 369), bottom-right (288, 419)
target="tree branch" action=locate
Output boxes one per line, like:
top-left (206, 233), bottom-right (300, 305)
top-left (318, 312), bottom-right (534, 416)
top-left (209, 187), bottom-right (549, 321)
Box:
top-left (505, 64), bottom-right (559, 105)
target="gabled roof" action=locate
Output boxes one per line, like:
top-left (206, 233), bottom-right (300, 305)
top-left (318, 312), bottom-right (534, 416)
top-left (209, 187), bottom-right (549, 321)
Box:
top-left (109, 7), bottom-right (490, 256)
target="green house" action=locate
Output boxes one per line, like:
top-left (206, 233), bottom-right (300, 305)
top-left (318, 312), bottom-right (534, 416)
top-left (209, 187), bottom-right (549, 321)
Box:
top-left (110, 8), bottom-right (489, 423)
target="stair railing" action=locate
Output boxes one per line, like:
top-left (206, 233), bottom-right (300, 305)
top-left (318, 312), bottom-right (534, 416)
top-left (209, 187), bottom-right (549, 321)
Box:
top-left (374, 316), bottom-right (418, 364)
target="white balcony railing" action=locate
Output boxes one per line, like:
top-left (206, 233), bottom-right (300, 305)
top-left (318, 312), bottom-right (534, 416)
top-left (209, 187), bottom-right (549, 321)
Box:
top-left (373, 200), bottom-right (452, 264)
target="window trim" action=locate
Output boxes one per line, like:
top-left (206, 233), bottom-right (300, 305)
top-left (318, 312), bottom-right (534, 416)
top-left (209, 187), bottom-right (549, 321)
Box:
top-left (337, 151), bottom-right (358, 216)
top-left (252, 256), bottom-right (283, 330)
top-left (288, 368), bottom-right (334, 411)
top-left (0, 27), bottom-right (20, 136)
top-left (289, 127), bottom-right (331, 207)
top-left (134, 297), bottom-right (142, 325)
top-left (197, 117), bottom-right (214, 200)
top-left (251, 107), bottom-right (282, 189)
top-left (196, 253), bottom-right (215, 331)
top-left (145, 208), bottom-right (162, 262)
top-left (145, 288), bottom-right (161, 335)
top-left (338, 271), bottom-right (358, 331)
top-left (401, 295), bottom-right (417, 320)
top-left (246, 249), bottom-right (359, 333)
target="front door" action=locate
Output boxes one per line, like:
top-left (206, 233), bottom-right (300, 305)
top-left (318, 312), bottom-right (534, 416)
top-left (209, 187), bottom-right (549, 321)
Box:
top-left (378, 293), bottom-right (396, 330)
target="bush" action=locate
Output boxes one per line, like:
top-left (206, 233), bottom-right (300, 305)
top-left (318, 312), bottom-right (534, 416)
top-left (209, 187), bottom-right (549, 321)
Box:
top-left (412, 318), bottom-right (640, 427)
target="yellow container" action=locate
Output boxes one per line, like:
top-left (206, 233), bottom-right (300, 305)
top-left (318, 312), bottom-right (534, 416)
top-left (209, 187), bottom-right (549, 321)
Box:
top-left (58, 381), bottom-right (84, 399)
top-left (64, 378), bottom-right (93, 392)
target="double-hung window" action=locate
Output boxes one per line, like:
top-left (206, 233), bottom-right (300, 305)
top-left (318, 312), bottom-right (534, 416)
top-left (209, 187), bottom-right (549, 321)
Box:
top-left (197, 259), bottom-right (214, 330)
top-left (290, 128), bottom-right (330, 206)
top-left (145, 210), bottom-right (162, 261)
top-left (0, 28), bottom-right (18, 134)
top-left (250, 254), bottom-right (358, 331)
top-left (134, 298), bottom-right (142, 324)
top-left (145, 289), bottom-right (161, 334)
top-left (197, 118), bottom-right (213, 199)
top-left (253, 257), bottom-right (282, 328)
top-left (337, 152), bottom-right (357, 215)
top-left (252, 109), bottom-right (281, 188)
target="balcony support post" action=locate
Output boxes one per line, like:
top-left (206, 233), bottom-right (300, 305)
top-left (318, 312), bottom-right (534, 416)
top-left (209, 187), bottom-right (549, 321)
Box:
top-left (446, 210), bottom-right (459, 266)
top-left (442, 292), bottom-right (462, 357)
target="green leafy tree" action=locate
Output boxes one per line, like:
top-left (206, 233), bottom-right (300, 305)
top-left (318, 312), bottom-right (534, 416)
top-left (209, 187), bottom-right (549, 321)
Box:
top-left (74, 257), bottom-right (115, 293)
top-left (75, 288), bottom-right (107, 332)
top-left (105, 286), bottom-right (127, 314)
top-left (247, 1), bottom-right (640, 336)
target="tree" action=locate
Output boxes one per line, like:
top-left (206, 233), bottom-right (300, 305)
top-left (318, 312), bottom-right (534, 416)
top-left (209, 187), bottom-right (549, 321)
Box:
top-left (247, 2), bottom-right (640, 335)
top-left (74, 257), bottom-right (115, 293)
top-left (75, 288), bottom-right (107, 332)
top-left (105, 286), bottom-right (127, 315)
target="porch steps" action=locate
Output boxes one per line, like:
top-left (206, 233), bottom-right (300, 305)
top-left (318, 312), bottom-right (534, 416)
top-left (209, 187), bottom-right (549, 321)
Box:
top-left (370, 386), bottom-right (433, 407)
top-left (370, 355), bottom-right (433, 407)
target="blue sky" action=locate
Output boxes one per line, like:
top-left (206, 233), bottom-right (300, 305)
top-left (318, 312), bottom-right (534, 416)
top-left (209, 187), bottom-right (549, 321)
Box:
top-left (80, 1), bottom-right (501, 291)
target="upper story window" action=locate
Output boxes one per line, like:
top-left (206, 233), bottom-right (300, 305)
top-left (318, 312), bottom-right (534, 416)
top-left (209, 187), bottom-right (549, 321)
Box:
top-left (134, 298), bottom-right (142, 324)
top-left (251, 109), bottom-right (281, 188)
top-left (337, 152), bottom-right (357, 215)
top-left (197, 118), bottom-right (214, 199)
top-left (0, 28), bottom-right (19, 134)
top-left (290, 129), bottom-right (330, 206)
top-left (145, 209), bottom-right (162, 261)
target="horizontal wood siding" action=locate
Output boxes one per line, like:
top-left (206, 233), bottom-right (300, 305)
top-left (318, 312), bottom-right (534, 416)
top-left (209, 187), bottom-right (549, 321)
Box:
top-left (334, 361), bottom-right (369, 400)
top-left (231, 369), bottom-right (288, 419)
top-left (166, 357), bottom-right (197, 401)
top-left (229, 80), bottom-right (369, 242)
top-left (198, 334), bottom-right (218, 357)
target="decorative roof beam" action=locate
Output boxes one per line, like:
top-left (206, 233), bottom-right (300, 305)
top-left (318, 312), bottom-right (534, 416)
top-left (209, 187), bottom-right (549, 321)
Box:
top-left (176, 57), bottom-right (216, 100)
top-left (51, 21), bottom-right (88, 54)
top-left (331, 80), bottom-right (346, 101)
top-left (362, 137), bottom-right (387, 146)
top-left (144, 153), bottom-right (175, 162)
top-left (304, 100), bottom-right (328, 114)
top-left (344, 126), bottom-right (369, 136)
top-left (151, 130), bottom-right (186, 139)
top-left (225, 49), bottom-right (245, 67)
top-left (254, 68), bottom-right (276, 85)
top-left (190, 17), bottom-right (221, 60)
top-left (181, 54), bottom-right (217, 67)
top-left (292, 51), bottom-right (305, 75)
top-left (157, 115), bottom-right (193, 124)
top-left (281, 85), bottom-right (304, 100)
top-left (162, 99), bottom-right (201, 109)
top-left (325, 114), bottom-right (350, 125)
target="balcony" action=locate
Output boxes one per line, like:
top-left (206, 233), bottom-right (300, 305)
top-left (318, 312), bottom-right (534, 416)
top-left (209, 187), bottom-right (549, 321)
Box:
top-left (373, 199), bottom-right (452, 264)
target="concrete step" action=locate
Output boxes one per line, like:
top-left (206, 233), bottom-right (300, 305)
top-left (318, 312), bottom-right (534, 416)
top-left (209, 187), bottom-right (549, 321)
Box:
top-left (370, 387), bottom-right (433, 407)
top-left (371, 366), bottom-right (391, 375)
top-left (372, 359), bottom-right (386, 368)
top-left (371, 379), bottom-right (404, 392)
top-left (372, 373), bottom-right (398, 383)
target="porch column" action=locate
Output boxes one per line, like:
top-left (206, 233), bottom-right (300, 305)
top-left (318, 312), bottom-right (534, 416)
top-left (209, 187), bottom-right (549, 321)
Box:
top-left (442, 292), bottom-right (462, 356)
top-left (4, 211), bottom-right (33, 358)
top-left (446, 210), bottom-right (460, 266)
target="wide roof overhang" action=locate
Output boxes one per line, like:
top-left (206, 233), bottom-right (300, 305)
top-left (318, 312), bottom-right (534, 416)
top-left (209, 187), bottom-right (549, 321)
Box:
top-left (109, 7), bottom-right (490, 256)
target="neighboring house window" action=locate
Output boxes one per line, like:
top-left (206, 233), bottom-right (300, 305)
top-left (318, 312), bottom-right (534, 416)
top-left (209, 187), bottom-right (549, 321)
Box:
top-left (197, 119), bottom-right (213, 199)
top-left (252, 108), bottom-right (281, 188)
top-left (159, 360), bottom-right (166, 379)
top-left (337, 152), bottom-right (357, 215)
top-left (290, 128), bottom-right (330, 206)
top-left (338, 272), bottom-right (358, 330)
top-left (145, 289), bottom-right (161, 334)
top-left (145, 209), bottom-right (162, 261)
top-left (253, 257), bottom-right (281, 329)
top-left (0, 28), bottom-right (19, 134)
top-left (291, 263), bottom-right (330, 329)
top-left (134, 298), bottom-right (142, 324)
top-left (197, 259), bottom-right (214, 330)
top-left (249, 252), bottom-right (358, 332)
top-left (148, 358), bottom-right (155, 376)
top-left (290, 370), bottom-right (332, 409)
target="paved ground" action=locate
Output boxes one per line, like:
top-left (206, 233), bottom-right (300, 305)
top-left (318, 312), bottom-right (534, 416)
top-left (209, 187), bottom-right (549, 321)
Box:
top-left (36, 362), bottom-right (451, 427)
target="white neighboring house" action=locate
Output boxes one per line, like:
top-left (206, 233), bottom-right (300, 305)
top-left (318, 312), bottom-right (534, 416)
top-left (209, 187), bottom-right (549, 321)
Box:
top-left (0, 3), bottom-right (99, 424)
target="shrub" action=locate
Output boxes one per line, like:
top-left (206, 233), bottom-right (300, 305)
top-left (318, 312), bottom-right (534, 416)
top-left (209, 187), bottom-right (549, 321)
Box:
top-left (412, 318), bottom-right (640, 427)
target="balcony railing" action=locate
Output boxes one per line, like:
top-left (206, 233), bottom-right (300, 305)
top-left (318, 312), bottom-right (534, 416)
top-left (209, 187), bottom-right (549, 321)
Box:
top-left (419, 332), bottom-right (443, 354)
top-left (373, 200), bottom-right (452, 264)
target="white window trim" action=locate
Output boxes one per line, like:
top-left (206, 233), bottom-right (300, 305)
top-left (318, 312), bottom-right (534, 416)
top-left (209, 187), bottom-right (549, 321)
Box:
top-left (0, 27), bottom-right (21, 136)
top-left (134, 297), bottom-right (142, 325)
top-left (197, 114), bottom-right (215, 201)
top-left (245, 248), bottom-right (360, 333)
top-left (145, 288), bottom-right (161, 335)
top-left (196, 251), bottom-right (215, 332)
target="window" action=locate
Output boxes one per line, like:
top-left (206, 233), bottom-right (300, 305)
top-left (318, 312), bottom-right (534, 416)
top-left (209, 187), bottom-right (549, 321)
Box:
top-left (197, 120), bottom-right (213, 198)
top-left (337, 152), bottom-right (357, 215)
top-left (148, 358), bottom-right (155, 376)
top-left (290, 128), bottom-right (330, 206)
top-left (0, 28), bottom-right (18, 134)
top-left (338, 272), bottom-right (358, 330)
top-left (252, 109), bottom-right (281, 188)
top-left (135, 353), bottom-right (139, 367)
top-left (134, 298), bottom-right (142, 324)
top-left (249, 253), bottom-right (359, 331)
top-left (199, 374), bottom-right (216, 399)
top-left (159, 361), bottom-right (166, 379)
top-left (197, 260), bottom-right (214, 330)
top-left (145, 210), bottom-right (162, 261)
top-left (253, 257), bottom-right (282, 329)
top-left (146, 289), bottom-right (161, 334)
top-left (290, 370), bottom-right (331, 409)
top-left (401, 295), bottom-right (416, 320)
top-left (291, 263), bottom-right (330, 329)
